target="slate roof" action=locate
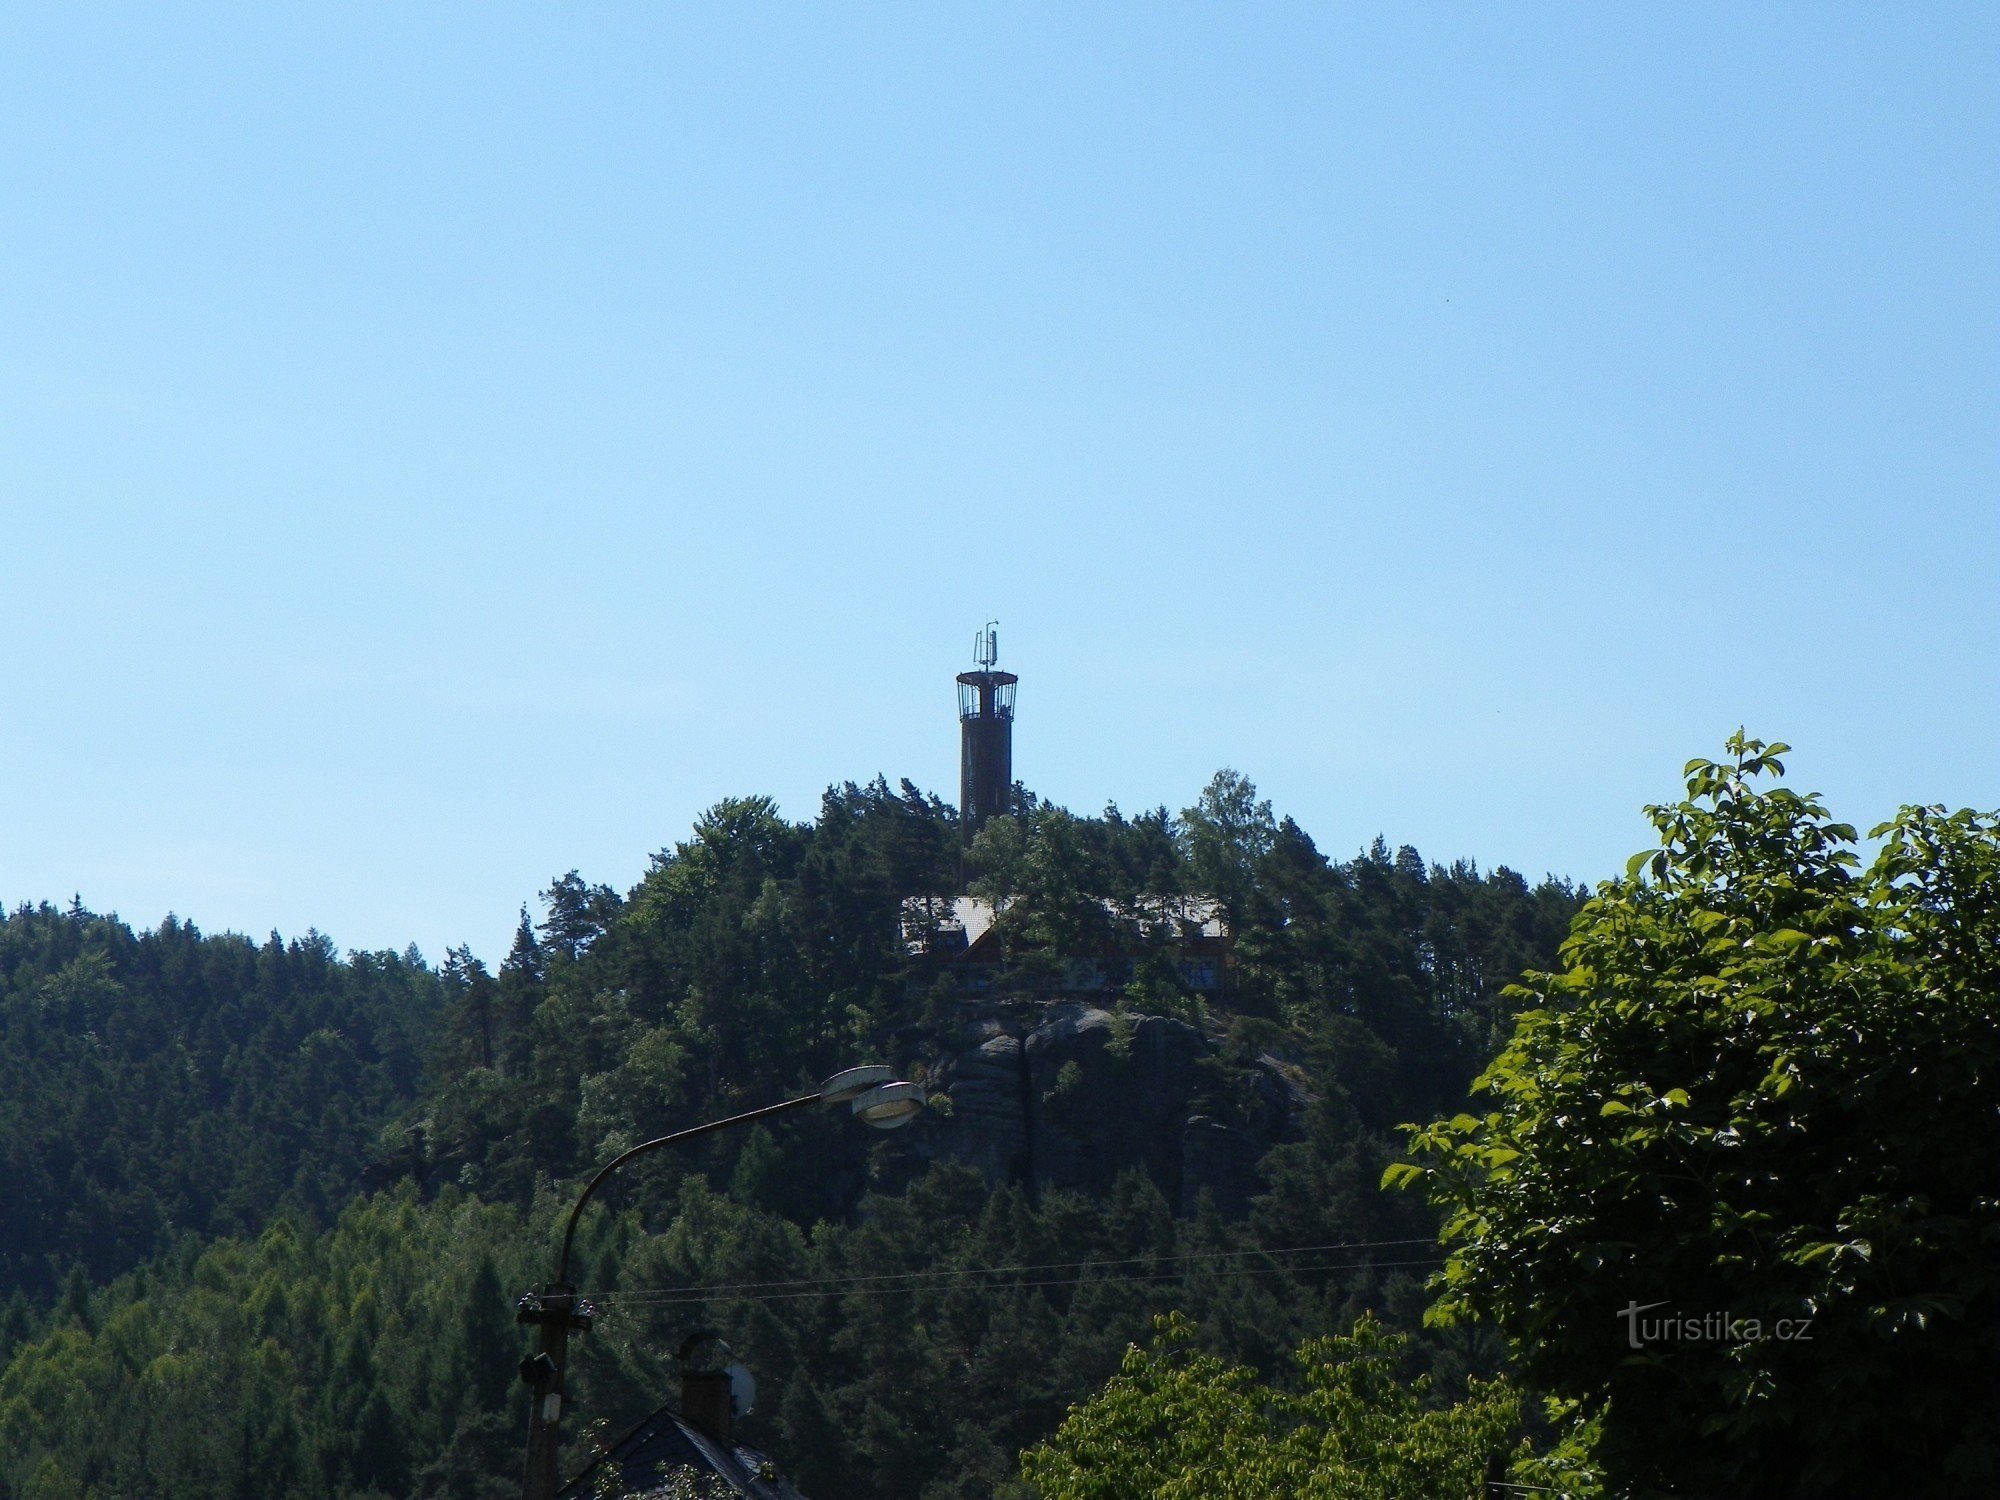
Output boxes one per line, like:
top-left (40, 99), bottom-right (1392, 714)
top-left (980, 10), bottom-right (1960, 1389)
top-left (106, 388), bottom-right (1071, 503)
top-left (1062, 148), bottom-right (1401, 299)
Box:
top-left (555, 1407), bottom-right (811, 1500)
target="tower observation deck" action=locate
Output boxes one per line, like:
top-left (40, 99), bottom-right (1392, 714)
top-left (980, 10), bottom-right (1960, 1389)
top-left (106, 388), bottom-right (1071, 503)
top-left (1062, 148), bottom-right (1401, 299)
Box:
top-left (956, 623), bottom-right (1016, 838)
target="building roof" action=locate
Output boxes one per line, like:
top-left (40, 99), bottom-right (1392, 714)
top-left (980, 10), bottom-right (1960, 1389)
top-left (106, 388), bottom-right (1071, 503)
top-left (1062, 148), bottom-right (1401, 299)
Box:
top-left (900, 894), bottom-right (1227, 958)
top-left (555, 1407), bottom-right (811, 1500)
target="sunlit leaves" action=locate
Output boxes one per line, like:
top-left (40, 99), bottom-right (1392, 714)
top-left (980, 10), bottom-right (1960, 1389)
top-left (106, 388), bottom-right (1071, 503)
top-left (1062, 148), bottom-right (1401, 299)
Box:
top-left (1020, 1314), bottom-right (1523, 1500)
top-left (1388, 738), bottom-right (2000, 1497)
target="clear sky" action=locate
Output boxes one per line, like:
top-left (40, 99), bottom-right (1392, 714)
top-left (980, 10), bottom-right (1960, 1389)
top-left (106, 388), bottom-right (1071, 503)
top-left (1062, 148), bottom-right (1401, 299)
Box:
top-left (3, 5), bottom-right (1994, 965)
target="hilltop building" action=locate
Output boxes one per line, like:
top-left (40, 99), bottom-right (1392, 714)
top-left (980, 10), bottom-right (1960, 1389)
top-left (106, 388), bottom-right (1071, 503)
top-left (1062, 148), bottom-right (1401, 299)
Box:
top-left (928, 627), bottom-right (1232, 995)
top-left (957, 622), bottom-right (1016, 838)
top-left (900, 893), bottom-right (1231, 998)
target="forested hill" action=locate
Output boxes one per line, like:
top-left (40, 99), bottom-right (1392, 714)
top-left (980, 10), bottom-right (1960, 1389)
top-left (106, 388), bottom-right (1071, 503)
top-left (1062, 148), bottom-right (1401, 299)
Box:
top-left (0, 905), bottom-right (438, 1297)
top-left (410, 774), bottom-right (1578, 1217)
top-left (0, 772), bottom-right (1582, 1500)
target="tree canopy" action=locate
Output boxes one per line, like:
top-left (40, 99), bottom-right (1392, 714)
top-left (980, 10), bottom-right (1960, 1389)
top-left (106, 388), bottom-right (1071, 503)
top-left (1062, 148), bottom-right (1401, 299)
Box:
top-left (0, 768), bottom-right (1585, 1499)
top-left (0, 904), bottom-right (438, 1296)
top-left (1020, 1313), bottom-right (1521, 1500)
top-left (1395, 736), bottom-right (2000, 1496)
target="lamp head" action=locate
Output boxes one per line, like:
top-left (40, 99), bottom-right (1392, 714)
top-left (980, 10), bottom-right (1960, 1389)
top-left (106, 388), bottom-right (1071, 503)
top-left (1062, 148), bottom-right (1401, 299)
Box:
top-left (850, 1080), bottom-right (923, 1130)
top-left (817, 1065), bottom-right (894, 1104)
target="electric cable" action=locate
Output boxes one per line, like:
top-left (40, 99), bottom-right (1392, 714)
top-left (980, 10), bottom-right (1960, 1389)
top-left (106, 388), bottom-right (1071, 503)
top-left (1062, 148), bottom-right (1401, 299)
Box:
top-left (581, 1234), bottom-right (1438, 1304)
top-left (586, 1247), bottom-right (1445, 1310)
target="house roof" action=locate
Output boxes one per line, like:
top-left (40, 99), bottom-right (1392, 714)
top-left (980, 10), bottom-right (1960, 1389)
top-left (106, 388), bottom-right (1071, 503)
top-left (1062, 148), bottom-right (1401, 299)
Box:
top-left (555, 1407), bottom-right (811, 1500)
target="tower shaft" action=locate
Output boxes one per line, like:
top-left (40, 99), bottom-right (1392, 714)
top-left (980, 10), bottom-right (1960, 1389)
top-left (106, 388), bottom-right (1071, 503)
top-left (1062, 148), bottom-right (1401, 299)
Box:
top-left (956, 624), bottom-right (1016, 838)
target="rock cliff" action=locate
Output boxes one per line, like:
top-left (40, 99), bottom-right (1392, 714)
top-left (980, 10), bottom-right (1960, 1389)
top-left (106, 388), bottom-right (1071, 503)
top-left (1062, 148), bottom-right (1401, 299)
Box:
top-left (910, 1001), bottom-right (1308, 1218)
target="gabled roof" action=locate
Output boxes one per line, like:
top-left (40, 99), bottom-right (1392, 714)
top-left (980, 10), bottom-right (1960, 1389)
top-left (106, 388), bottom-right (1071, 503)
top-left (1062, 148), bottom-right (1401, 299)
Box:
top-left (555, 1407), bottom-right (810, 1500)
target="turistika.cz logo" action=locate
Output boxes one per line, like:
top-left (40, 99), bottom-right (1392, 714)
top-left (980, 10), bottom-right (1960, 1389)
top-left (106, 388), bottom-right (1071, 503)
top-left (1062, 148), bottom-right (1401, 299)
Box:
top-left (1617, 1301), bottom-right (1814, 1349)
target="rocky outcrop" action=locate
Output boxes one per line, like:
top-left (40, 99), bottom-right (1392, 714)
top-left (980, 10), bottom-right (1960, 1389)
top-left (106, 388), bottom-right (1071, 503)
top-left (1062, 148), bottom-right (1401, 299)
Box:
top-left (940, 1027), bottom-right (1028, 1181)
top-left (924, 1001), bottom-right (1304, 1218)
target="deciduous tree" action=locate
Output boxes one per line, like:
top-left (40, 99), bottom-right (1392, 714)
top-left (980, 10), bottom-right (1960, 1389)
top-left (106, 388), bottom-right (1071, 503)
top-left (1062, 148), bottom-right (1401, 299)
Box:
top-left (1020, 1313), bottom-right (1521, 1500)
top-left (1394, 737), bottom-right (2000, 1496)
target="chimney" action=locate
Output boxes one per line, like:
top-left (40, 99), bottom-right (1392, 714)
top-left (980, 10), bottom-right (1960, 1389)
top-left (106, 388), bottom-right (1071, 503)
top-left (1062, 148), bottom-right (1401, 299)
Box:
top-left (681, 1367), bottom-right (733, 1444)
top-left (677, 1332), bottom-right (734, 1443)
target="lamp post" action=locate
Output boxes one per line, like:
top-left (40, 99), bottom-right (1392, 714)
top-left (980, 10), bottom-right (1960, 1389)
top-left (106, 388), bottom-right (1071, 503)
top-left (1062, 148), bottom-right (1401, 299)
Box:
top-left (517, 1067), bottom-right (923, 1500)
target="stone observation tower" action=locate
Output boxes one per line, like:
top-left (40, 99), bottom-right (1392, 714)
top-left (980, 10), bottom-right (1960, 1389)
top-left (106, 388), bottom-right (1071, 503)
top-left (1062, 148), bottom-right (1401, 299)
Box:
top-left (956, 622), bottom-right (1017, 838)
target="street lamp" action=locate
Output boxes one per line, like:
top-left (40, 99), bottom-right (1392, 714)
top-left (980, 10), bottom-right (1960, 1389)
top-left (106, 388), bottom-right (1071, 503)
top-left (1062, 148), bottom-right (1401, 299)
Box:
top-left (517, 1066), bottom-right (922, 1500)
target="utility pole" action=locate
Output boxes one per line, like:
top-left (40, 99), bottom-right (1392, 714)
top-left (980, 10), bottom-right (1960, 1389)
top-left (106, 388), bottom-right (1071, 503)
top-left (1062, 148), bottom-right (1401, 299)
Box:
top-left (517, 1283), bottom-right (594, 1500)
top-left (509, 1068), bottom-right (922, 1500)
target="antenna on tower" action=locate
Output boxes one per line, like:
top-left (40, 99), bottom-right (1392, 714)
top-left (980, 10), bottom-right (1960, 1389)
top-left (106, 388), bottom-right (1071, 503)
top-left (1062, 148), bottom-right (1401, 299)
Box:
top-left (974, 620), bottom-right (999, 670)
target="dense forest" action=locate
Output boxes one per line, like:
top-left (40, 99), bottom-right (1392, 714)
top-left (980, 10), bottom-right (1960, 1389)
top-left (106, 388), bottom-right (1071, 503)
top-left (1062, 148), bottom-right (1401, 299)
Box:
top-left (0, 771), bottom-right (1578, 1499)
top-left (0, 909), bottom-right (438, 1297)
top-left (2, 749), bottom-right (1992, 1498)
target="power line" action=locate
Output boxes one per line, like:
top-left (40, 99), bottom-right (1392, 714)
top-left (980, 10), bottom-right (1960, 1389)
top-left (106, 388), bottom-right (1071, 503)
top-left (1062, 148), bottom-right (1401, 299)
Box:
top-left (595, 1258), bottom-right (1445, 1311)
top-left (581, 1235), bottom-right (1437, 1304)
top-left (582, 1236), bottom-right (1437, 1304)
top-left (588, 1251), bottom-right (1445, 1310)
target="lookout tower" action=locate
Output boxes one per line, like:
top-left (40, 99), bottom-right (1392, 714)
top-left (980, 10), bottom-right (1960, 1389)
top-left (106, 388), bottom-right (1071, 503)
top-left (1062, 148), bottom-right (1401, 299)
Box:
top-left (957, 622), bottom-right (1017, 838)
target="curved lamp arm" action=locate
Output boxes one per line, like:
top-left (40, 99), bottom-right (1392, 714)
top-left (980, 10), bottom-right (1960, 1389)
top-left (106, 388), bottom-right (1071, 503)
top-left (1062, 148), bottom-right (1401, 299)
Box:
top-left (553, 1091), bottom-right (819, 1287)
top-left (550, 1065), bottom-right (910, 1286)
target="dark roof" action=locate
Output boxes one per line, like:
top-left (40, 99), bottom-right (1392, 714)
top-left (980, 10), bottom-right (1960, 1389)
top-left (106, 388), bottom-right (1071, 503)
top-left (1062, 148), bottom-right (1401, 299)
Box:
top-left (555, 1408), bottom-right (810, 1500)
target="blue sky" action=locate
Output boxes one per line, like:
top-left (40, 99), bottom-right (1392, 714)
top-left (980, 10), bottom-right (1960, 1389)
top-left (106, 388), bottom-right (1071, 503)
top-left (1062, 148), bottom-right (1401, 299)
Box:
top-left (2, 5), bottom-right (1994, 964)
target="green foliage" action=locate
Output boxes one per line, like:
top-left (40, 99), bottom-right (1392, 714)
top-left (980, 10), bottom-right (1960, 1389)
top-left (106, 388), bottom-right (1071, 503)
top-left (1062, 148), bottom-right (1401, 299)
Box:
top-left (1179, 770), bottom-right (1276, 922)
top-left (593, 1166), bottom-right (1328, 1500)
top-left (611, 1467), bottom-right (735, 1500)
top-left (1020, 1312), bottom-right (1521, 1500)
top-left (0, 1164), bottom-right (1445, 1500)
top-left (0, 904), bottom-right (439, 1296)
top-left (1397, 736), bottom-right (2000, 1496)
top-left (1001, 808), bottom-right (1123, 961)
top-left (0, 1188), bottom-right (535, 1500)
top-left (0, 766), bottom-right (1583, 1499)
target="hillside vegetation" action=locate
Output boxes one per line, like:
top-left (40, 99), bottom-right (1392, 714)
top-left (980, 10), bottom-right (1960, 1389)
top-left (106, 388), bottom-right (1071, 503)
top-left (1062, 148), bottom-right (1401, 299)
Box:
top-left (0, 771), bottom-right (1579, 1499)
top-left (0, 907), bottom-right (437, 1299)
